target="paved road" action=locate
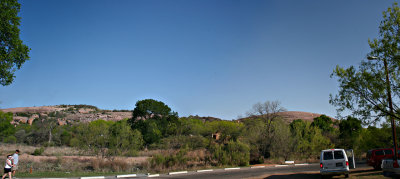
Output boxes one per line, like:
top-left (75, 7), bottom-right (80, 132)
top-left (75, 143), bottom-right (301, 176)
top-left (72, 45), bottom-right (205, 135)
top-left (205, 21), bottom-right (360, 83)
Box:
top-left (151, 163), bottom-right (370, 179)
top-left (17, 163), bottom-right (371, 179)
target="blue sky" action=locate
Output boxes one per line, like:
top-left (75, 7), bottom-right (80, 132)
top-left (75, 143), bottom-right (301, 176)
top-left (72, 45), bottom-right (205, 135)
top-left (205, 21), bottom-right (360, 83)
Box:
top-left (0, 0), bottom-right (396, 120)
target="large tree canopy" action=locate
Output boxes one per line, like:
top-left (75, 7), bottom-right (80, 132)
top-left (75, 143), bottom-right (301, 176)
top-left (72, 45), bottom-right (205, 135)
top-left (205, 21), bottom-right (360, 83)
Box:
top-left (0, 0), bottom-right (30, 86)
top-left (128, 99), bottom-right (179, 145)
top-left (131, 99), bottom-right (176, 120)
top-left (330, 3), bottom-right (400, 124)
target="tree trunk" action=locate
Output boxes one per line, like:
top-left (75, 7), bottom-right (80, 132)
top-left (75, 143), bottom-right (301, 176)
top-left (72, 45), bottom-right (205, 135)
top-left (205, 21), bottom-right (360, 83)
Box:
top-left (48, 129), bottom-right (52, 144)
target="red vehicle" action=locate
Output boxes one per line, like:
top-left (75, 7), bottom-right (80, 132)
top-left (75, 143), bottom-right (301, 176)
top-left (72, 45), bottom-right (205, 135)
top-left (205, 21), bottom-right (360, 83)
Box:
top-left (367, 148), bottom-right (399, 169)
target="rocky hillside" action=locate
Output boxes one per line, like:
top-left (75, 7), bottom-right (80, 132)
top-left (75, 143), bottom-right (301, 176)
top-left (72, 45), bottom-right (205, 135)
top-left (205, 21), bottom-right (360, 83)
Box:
top-left (238, 111), bottom-right (335, 123)
top-left (1, 105), bottom-right (334, 126)
top-left (1, 105), bottom-right (132, 125)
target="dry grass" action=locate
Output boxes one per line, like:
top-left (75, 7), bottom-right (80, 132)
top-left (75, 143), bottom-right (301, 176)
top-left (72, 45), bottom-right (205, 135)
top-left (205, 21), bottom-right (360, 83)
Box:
top-left (138, 149), bottom-right (169, 157)
top-left (42, 146), bottom-right (82, 156)
top-left (0, 143), bottom-right (37, 156)
top-left (13, 155), bottom-right (148, 173)
top-left (0, 143), bottom-right (83, 156)
top-left (0, 144), bottom-right (149, 173)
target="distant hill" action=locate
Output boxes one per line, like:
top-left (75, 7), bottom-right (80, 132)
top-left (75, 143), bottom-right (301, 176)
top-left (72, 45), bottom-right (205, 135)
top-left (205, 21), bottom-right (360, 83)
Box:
top-left (0, 105), bottom-right (132, 125)
top-left (1, 105), bottom-right (334, 125)
top-left (237, 111), bottom-right (336, 123)
top-left (185, 115), bottom-right (222, 122)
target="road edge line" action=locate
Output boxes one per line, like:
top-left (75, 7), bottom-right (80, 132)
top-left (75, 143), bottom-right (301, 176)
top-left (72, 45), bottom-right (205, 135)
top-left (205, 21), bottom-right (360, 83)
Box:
top-left (251, 166), bottom-right (266, 168)
top-left (169, 171), bottom-right (188, 175)
top-left (197, 169), bottom-right (213, 172)
top-left (148, 174), bottom-right (160, 178)
top-left (225, 167), bottom-right (241, 170)
top-left (275, 165), bottom-right (289, 167)
top-left (116, 174), bottom-right (137, 178)
top-left (80, 177), bottom-right (105, 179)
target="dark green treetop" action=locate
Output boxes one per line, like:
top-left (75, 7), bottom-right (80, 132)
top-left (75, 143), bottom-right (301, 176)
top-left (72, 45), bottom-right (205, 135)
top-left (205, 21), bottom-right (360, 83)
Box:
top-left (311, 115), bottom-right (334, 132)
top-left (132, 99), bottom-right (177, 119)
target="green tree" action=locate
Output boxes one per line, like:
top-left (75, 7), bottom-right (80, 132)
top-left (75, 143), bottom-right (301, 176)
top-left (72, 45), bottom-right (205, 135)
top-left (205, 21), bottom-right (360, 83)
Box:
top-left (269, 120), bottom-right (293, 160)
top-left (245, 100), bottom-right (286, 159)
top-left (73, 120), bottom-right (114, 156)
top-left (0, 111), bottom-right (15, 141)
top-left (311, 115), bottom-right (334, 132)
top-left (290, 119), bottom-right (332, 159)
top-left (359, 125), bottom-right (392, 151)
top-left (0, 0), bottom-right (30, 86)
top-left (339, 116), bottom-right (362, 149)
top-left (241, 118), bottom-right (266, 163)
top-left (177, 117), bottom-right (206, 136)
top-left (128, 99), bottom-right (179, 145)
top-left (130, 99), bottom-right (176, 121)
top-left (330, 3), bottom-right (400, 124)
top-left (206, 120), bottom-right (243, 142)
top-left (108, 119), bottom-right (143, 156)
top-left (143, 119), bottom-right (162, 144)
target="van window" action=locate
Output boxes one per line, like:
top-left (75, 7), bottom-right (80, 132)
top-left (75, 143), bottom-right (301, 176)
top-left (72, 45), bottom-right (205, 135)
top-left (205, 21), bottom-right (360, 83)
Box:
top-left (367, 151), bottom-right (371, 158)
top-left (334, 151), bottom-right (345, 159)
top-left (324, 151), bottom-right (333, 160)
top-left (375, 150), bottom-right (384, 156)
top-left (385, 150), bottom-right (393, 155)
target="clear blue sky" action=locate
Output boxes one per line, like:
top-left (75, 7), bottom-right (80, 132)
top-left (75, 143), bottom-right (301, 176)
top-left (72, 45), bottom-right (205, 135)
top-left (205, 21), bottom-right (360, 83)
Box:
top-left (0, 0), bottom-right (396, 120)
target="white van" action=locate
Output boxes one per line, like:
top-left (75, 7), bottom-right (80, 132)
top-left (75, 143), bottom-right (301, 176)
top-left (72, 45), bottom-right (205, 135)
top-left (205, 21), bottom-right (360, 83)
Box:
top-left (320, 149), bottom-right (355, 178)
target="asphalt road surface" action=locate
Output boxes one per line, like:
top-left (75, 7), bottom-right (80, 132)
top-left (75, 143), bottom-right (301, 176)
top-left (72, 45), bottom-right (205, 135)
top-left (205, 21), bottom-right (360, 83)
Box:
top-left (16, 163), bottom-right (372, 179)
top-left (153, 163), bottom-right (370, 179)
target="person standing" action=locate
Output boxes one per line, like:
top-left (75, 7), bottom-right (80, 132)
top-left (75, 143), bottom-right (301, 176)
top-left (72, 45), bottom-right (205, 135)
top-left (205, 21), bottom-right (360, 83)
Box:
top-left (11, 150), bottom-right (19, 176)
top-left (2, 155), bottom-right (14, 179)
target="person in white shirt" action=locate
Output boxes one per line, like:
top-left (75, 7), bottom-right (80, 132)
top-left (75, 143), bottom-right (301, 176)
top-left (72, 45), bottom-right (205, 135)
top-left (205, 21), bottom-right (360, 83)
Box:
top-left (2, 155), bottom-right (14, 179)
top-left (11, 150), bottom-right (19, 176)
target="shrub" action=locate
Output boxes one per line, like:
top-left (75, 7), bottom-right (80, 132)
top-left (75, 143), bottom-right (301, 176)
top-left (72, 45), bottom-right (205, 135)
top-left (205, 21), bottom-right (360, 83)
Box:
top-left (90, 158), bottom-right (130, 172)
top-left (210, 141), bottom-right (250, 166)
top-left (157, 135), bottom-right (207, 149)
top-left (3, 136), bottom-right (17, 144)
top-left (111, 159), bottom-right (129, 172)
top-left (149, 146), bottom-right (189, 172)
top-left (69, 138), bottom-right (80, 147)
top-left (124, 149), bottom-right (139, 157)
top-left (33, 147), bottom-right (45, 156)
top-left (15, 112), bottom-right (30, 117)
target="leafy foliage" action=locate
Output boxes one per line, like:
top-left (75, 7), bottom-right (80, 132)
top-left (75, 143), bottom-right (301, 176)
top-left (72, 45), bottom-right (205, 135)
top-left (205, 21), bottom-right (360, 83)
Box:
top-left (311, 115), bottom-right (334, 132)
top-left (128, 99), bottom-right (179, 145)
top-left (131, 99), bottom-right (176, 120)
top-left (0, 0), bottom-right (30, 86)
top-left (339, 116), bottom-right (362, 149)
top-left (330, 3), bottom-right (400, 124)
top-left (211, 141), bottom-right (250, 166)
top-left (0, 111), bottom-right (15, 141)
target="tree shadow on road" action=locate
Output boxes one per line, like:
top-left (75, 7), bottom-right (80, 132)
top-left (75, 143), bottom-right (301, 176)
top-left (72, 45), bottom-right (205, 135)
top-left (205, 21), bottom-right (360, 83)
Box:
top-left (264, 173), bottom-right (320, 179)
top-left (263, 169), bottom-right (383, 179)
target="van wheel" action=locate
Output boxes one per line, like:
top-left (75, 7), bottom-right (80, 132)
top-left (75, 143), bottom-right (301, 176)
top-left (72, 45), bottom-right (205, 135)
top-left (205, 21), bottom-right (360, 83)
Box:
top-left (345, 174), bottom-right (349, 178)
top-left (374, 164), bottom-right (381, 170)
top-left (383, 171), bottom-right (389, 177)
